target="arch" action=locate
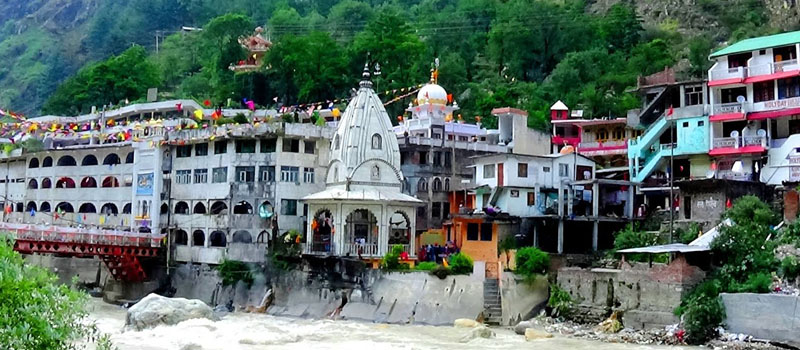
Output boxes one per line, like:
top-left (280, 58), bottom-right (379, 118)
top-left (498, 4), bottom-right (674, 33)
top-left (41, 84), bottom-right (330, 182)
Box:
top-left (100, 203), bottom-right (118, 215)
top-left (42, 156), bottom-right (53, 167)
top-left (311, 209), bottom-right (334, 253)
top-left (371, 133), bottom-right (382, 149)
top-left (210, 201), bottom-right (228, 215)
top-left (175, 201), bottom-right (190, 214)
top-left (232, 230), bottom-right (253, 243)
top-left (57, 155), bottom-right (77, 166)
top-left (174, 230), bottom-right (188, 245)
top-left (444, 178), bottom-right (451, 192)
top-left (27, 179), bottom-right (38, 189)
top-left (432, 177), bottom-right (443, 192)
top-left (28, 158), bottom-right (39, 168)
top-left (349, 158), bottom-right (403, 183)
top-left (160, 203), bottom-right (168, 215)
top-left (56, 177), bottom-right (76, 188)
top-left (257, 230), bottom-right (269, 244)
top-left (193, 202), bottom-right (207, 214)
top-left (40, 202), bottom-right (51, 212)
top-left (209, 231), bottom-right (227, 247)
top-left (80, 176), bottom-right (97, 188)
top-left (78, 203), bottom-right (97, 213)
top-left (417, 178), bottom-right (428, 192)
top-left (192, 230), bottom-right (205, 246)
top-left (102, 153), bottom-right (121, 165)
top-left (26, 201), bottom-right (37, 212)
top-left (15, 202), bottom-right (22, 213)
top-left (345, 209), bottom-right (378, 253)
top-left (125, 152), bottom-right (134, 164)
top-left (233, 200), bottom-right (253, 214)
top-left (41, 178), bottom-right (52, 189)
top-left (258, 201), bottom-right (274, 219)
top-left (81, 155), bottom-right (98, 166)
top-left (388, 211), bottom-right (411, 245)
top-left (56, 202), bottom-right (74, 213)
top-left (101, 176), bottom-right (120, 188)
top-left (122, 203), bottom-right (131, 214)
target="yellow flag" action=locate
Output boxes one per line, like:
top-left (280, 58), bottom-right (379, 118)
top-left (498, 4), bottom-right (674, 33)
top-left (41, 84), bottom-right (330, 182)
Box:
top-left (193, 109), bottom-right (203, 120)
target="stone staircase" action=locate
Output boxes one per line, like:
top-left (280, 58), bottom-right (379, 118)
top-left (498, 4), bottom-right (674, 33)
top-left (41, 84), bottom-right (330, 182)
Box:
top-left (483, 278), bottom-right (502, 325)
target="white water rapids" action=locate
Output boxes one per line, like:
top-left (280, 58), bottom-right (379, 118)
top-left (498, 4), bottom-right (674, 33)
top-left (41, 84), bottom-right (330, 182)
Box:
top-left (86, 298), bottom-right (689, 350)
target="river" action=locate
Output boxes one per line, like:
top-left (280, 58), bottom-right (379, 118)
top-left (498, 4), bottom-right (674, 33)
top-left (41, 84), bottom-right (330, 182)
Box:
top-left (86, 298), bottom-right (689, 350)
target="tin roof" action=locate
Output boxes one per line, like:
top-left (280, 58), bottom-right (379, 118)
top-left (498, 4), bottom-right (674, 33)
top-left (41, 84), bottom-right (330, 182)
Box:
top-left (710, 30), bottom-right (800, 58)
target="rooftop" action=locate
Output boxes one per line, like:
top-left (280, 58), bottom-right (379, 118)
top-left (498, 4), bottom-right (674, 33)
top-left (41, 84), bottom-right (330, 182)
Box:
top-left (710, 30), bottom-right (800, 58)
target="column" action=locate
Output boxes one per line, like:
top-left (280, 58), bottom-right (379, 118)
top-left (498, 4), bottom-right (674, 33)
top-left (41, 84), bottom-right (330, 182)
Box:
top-left (626, 185), bottom-right (635, 218)
top-left (533, 222), bottom-right (539, 248)
top-left (592, 220), bottom-right (599, 251)
top-left (557, 220), bottom-right (564, 254)
top-left (567, 186), bottom-right (574, 216)
top-left (592, 182), bottom-right (599, 217)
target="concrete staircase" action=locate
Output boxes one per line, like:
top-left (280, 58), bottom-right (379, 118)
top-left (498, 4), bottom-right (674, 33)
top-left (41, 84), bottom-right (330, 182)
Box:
top-left (483, 279), bottom-right (502, 325)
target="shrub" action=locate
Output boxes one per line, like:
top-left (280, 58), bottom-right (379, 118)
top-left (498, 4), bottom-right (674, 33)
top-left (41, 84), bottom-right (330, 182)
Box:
top-left (515, 247), bottom-right (550, 277)
top-left (676, 222), bottom-right (702, 244)
top-left (613, 225), bottom-right (659, 262)
top-left (216, 117), bottom-right (235, 125)
top-left (449, 252), bottom-right (474, 274)
top-left (416, 261), bottom-right (438, 271)
top-left (547, 284), bottom-right (573, 318)
top-left (216, 259), bottom-right (254, 287)
top-left (382, 245), bottom-right (408, 270)
top-left (782, 256), bottom-right (800, 281)
top-left (676, 280), bottom-right (725, 344)
top-left (731, 272), bottom-right (772, 293)
top-left (430, 265), bottom-right (451, 279)
top-left (233, 113), bottom-right (249, 124)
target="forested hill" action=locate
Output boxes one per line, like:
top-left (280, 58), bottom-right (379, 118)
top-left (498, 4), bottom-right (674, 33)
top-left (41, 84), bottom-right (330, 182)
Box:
top-left (1, 0), bottom-right (799, 127)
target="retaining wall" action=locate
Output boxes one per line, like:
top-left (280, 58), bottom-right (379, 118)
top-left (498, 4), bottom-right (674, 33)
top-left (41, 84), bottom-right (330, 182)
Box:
top-left (721, 293), bottom-right (800, 347)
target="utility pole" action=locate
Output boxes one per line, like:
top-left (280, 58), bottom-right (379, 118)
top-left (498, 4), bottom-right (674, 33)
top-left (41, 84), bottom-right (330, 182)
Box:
top-left (669, 118), bottom-right (674, 244)
top-left (155, 30), bottom-right (160, 54)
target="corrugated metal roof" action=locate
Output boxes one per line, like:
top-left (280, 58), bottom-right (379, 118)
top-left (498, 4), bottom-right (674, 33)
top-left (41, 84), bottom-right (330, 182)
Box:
top-left (710, 30), bottom-right (800, 58)
top-left (617, 243), bottom-right (709, 254)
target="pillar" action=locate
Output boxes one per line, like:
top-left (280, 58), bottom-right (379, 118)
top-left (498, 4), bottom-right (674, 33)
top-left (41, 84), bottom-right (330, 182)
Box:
top-left (533, 222), bottom-right (539, 248)
top-left (592, 220), bottom-right (599, 251)
top-left (567, 186), bottom-right (574, 216)
top-left (592, 182), bottom-right (599, 217)
top-left (557, 220), bottom-right (564, 254)
top-left (626, 184), bottom-right (635, 218)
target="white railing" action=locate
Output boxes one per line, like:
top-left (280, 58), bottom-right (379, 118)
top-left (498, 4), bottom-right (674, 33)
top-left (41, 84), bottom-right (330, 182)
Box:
top-left (774, 59), bottom-right (799, 72)
top-left (4, 222), bottom-right (162, 247)
top-left (710, 66), bottom-right (745, 81)
top-left (579, 140), bottom-right (627, 149)
top-left (713, 137), bottom-right (739, 149)
top-left (742, 135), bottom-right (767, 147)
top-left (746, 59), bottom-right (800, 76)
top-left (343, 243), bottom-right (380, 257)
top-left (713, 102), bottom-right (743, 115)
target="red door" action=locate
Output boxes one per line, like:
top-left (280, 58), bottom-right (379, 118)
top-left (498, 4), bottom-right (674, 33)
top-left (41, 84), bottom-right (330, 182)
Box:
top-left (497, 163), bottom-right (504, 187)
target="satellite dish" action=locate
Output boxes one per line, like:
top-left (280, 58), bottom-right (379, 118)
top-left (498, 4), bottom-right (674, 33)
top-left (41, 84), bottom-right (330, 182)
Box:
top-left (730, 130), bottom-right (739, 138)
top-left (757, 129), bottom-right (767, 137)
top-left (736, 95), bottom-right (746, 104)
top-left (732, 160), bottom-right (744, 173)
top-left (705, 170), bottom-right (716, 179)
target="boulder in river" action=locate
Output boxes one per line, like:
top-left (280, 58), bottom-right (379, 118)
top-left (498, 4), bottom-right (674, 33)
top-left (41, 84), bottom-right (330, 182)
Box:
top-left (524, 328), bottom-right (553, 341)
top-left (126, 293), bottom-right (216, 331)
top-left (454, 318), bottom-right (481, 328)
top-left (460, 325), bottom-right (495, 342)
top-left (514, 320), bottom-right (534, 335)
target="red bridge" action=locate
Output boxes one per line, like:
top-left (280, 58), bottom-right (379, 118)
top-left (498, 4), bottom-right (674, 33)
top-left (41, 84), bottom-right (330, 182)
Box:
top-left (5, 223), bottom-right (163, 282)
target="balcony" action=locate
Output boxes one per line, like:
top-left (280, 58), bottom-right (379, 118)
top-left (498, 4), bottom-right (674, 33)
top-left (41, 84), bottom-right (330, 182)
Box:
top-left (745, 59), bottom-right (800, 82)
top-left (578, 140), bottom-right (627, 156)
top-left (709, 66), bottom-right (746, 85)
top-left (710, 136), bottom-right (767, 156)
top-left (551, 135), bottom-right (580, 146)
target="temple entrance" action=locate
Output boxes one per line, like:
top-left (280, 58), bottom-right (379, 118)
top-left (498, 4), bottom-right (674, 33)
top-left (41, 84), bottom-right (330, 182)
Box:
top-left (311, 209), bottom-right (334, 253)
top-left (345, 209), bottom-right (378, 257)
top-left (388, 211), bottom-right (411, 253)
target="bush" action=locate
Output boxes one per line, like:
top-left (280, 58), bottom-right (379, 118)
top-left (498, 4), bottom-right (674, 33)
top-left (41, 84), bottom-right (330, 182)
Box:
top-left (448, 253), bottom-right (474, 274)
top-left (613, 225), bottom-right (660, 262)
top-left (233, 113), bottom-right (249, 124)
top-left (547, 284), bottom-right (573, 318)
top-left (216, 259), bottom-right (254, 287)
top-left (382, 245), bottom-right (409, 270)
top-left (515, 247), bottom-right (550, 277)
top-left (782, 256), bottom-right (800, 281)
top-left (416, 261), bottom-right (438, 271)
top-left (676, 222), bottom-right (702, 244)
top-left (730, 272), bottom-right (772, 293)
top-left (430, 265), bottom-right (452, 279)
top-left (216, 117), bottom-right (235, 125)
top-left (676, 280), bottom-right (725, 344)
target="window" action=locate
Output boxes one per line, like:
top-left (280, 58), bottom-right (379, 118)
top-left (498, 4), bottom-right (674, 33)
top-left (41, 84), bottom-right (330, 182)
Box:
top-left (417, 178), bottom-right (428, 192)
top-left (527, 192), bottom-right (535, 206)
top-left (458, 136), bottom-right (468, 141)
top-left (260, 166), bottom-right (275, 182)
top-left (281, 199), bottom-right (297, 215)
top-left (480, 223), bottom-right (493, 241)
top-left (260, 138), bottom-right (277, 153)
top-left (728, 52), bottom-right (752, 68)
top-left (432, 202), bottom-right (441, 218)
top-left (612, 127), bottom-right (625, 140)
top-left (778, 77), bottom-right (800, 99)
top-left (721, 87), bottom-right (747, 103)
top-left (303, 140), bottom-right (315, 154)
top-left (543, 166), bottom-right (550, 173)
top-left (444, 152), bottom-right (452, 168)
top-left (176, 145), bottom-right (192, 158)
top-left (433, 152), bottom-right (442, 166)
top-left (176, 170), bottom-right (191, 184)
top-left (432, 178), bottom-right (442, 191)
top-left (281, 166), bottom-right (299, 183)
top-left (684, 196), bottom-right (692, 219)
top-left (303, 167), bottom-right (315, 183)
top-left (698, 121), bottom-right (705, 127)
top-left (371, 134), bottom-right (382, 149)
top-left (518, 163), bottom-right (528, 178)
top-left (754, 81), bottom-right (775, 102)
top-left (195, 143), bottom-right (208, 156)
top-left (558, 163), bottom-right (569, 178)
top-left (214, 141), bottom-right (227, 154)
top-left (235, 140), bottom-right (256, 153)
top-left (596, 128), bottom-right (608, 141)
top-left (466, 223), bottom-right (479, 241)
top-left (417, 206), bottom-right (426, 217)
top-left (483, 164), bottom-right (495, 178)
top-left (683, 122), bottom-right (689, 127)
top-left (684, 85), bottom-right (703, 106)
top-left (283, 139), bottom-right (300, 153)
top-left (418, 151), bottom-right (428, 165)
top-left (235, 166), bottom-right (255, 182)
top-left (194, 169), bottom-right (208, 183)
top-left (212, 167), bottom-right (227, 183)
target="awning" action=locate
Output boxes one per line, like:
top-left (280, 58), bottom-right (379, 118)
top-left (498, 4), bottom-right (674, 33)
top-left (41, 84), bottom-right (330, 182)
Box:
top-left (743, 70), bottom-right (800, 84)
top-left (709, 145), bottom-right (766, 156)
top-left (708, 78), bottom-right (743, 87)
top-left (747, 107), bottom-right (800, 120)
top-left (709, 112), bottom-right (745, 122)
top-left (618, 243), bottom-right (710, 254)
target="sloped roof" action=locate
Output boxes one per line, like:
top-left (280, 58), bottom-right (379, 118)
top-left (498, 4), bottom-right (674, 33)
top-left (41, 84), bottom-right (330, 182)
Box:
top-left (302, 187), bottom-right (423, 204)
top-left (710, 30), bottom-right (800, 58)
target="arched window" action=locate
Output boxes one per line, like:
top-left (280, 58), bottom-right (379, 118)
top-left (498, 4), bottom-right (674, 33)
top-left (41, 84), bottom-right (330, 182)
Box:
top-left (432, 178), bottom-right (443, 192)
top-left (57, 155), bottom-right (76, 166)
top-left (101, 176), bottom-right (119, 188)
top-left (232, 230), bottom-right (253, 243)
top-left (371, 133), bottom-right (382, 149)
top-left (28, 158), bottom-right (39, 168)
top-left (103, 153), bottom-right (120, 165)
top-left (125, 152), bottom-right (134, 164)
top-left (81, 155), bottom-right (98, 166)
top-left (210, 201), bottom-right (228, 215)
top-left (56, 202), bottom-right (74, 213)
top-left (209, 231), bottom-right (227, 247)
top-left (40, 202), bottom-right (51, 212)
top-left (78, 203), bottom-right (97, 213)
top-left (257, 230), bottom-right (269, 243)
top-left (192, 230), bottom-right (205, 246)
top-left (175, 201), bottom-right (190, 214)
top-left (26, 201), bottom-right (37, 212)
top-left (193, 202), bottom-right (207, 214)
top-left (27, 179), bottom-right (38, 189)
top-left (41, 178), bottom-right (52, 189)
top-left (122, 203), bottom-right (131, 214)
top-left (15, 202), bottom-right (22, 213)
top-left (100, 203), bottom-right (118, 215)
top-left (371, 165), bottom-right (380, 180)
top-left (80, 177), bottom-right (97, 188)
top-left (56, 177), bottom-right (75, 188)
top-left (334, 135), bottom-right (340, 150)
top-left (174, 230), bottom-right (188, 245)
top-left (42, 156), bottom-right (53, 167)
top-left (388, 211), bottom-right (411, 245)
top-left (444, 178), bottom-right (450, 192)
top-left (233, 200), bottom-right (253, 214)
top-left (417, 178), bottom-right (428, 192)
top-left (160, 203), bottom-right (168, 214)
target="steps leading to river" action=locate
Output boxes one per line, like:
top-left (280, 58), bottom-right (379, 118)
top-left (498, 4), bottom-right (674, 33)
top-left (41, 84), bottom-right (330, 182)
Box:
top-left (483, 279), bottom-right (502, 326)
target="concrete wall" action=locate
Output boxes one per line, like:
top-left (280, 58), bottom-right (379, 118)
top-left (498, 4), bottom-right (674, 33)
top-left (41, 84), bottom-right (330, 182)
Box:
top-left (500, 272), bottom-right (549, 325)
top-left (23, 254), bottom-right (109, 287)
top-left (721, 293), bottom-right (800, 347)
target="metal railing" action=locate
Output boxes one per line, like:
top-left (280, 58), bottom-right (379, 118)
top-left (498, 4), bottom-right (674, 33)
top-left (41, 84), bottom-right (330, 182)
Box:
top-left (743, 135), bottom-right (766, 147)
top-left (579, 140), bottom-right (627, 149)
top-left (713, 102), bottom-right (744, 115)
top-left (343, 242), bottom-right (380, 257)
top-left (6, 223), bottom-right (162, 247)
top-left (713, 137), bottom-right (738, 148)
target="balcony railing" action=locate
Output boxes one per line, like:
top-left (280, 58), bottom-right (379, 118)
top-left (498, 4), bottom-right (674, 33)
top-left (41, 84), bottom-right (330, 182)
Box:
top-left (579, 140), bottom-right (627, 149)
top-left (709, 66), bottom-right (745, 81)
top-left (742, 135), bottom-right (767, 147)
top-left (713, 102), bottom-right (743, 115)
top-left (343, 242), bottom-right (380, 257)
top-left (746, 59), bottom-right (800, 76)
top-left (713, 137), bottom-right (739, 148)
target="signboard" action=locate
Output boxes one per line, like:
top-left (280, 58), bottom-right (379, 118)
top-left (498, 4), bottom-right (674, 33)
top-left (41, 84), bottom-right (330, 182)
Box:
top-left (146, 88), bottom-right (158, 102)
top-left (764, 97), bottom-right (800, 109)
top-left (136, 173), bottom-right (154, 196)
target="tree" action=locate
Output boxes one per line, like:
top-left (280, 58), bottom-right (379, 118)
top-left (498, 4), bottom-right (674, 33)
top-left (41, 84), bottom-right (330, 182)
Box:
top-left (596, 3), bottom-right (642, 53)
top-left (327, 0), bottom-right (374, 42)
top-left (202, 13), bottom-right (254, 102)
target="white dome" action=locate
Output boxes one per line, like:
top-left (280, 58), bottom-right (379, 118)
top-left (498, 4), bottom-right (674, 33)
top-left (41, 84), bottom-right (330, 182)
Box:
top-left (417, 83), bottom-right (447, 105)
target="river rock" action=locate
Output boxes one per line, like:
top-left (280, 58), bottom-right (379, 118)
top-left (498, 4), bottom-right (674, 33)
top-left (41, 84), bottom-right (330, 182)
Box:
top-left (126, 293), bottom-right (216, 331)
top-left (459, 325), bottom-right (495, 342)
top-left (514, 320), bottom-right (534, 335)
top-left (454, 318), bottom-right (481, 328)
top-left (525, 328), bottom-right (553, 341)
